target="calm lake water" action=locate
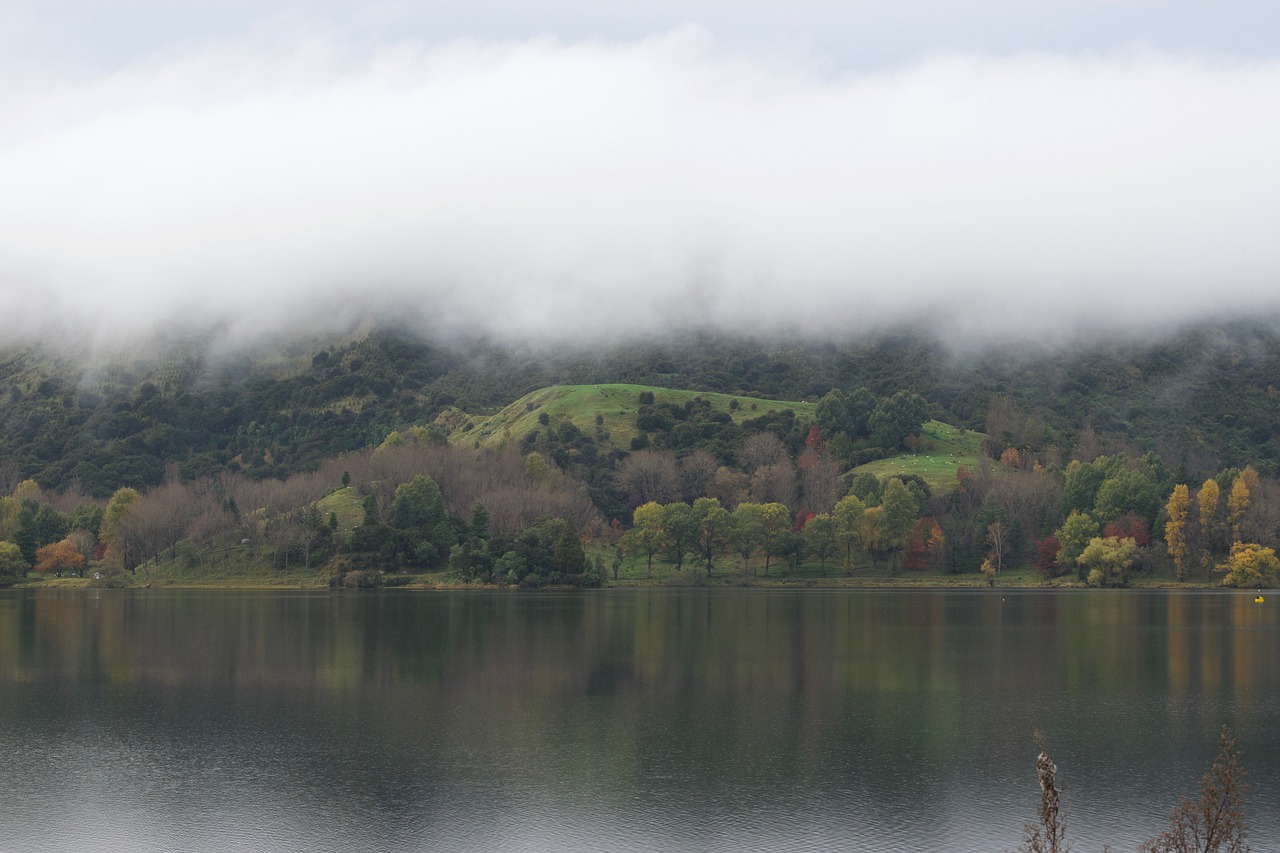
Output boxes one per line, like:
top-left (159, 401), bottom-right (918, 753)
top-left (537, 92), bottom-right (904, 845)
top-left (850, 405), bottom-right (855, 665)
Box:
top-left (0, 588), bottom-right (1276, 852)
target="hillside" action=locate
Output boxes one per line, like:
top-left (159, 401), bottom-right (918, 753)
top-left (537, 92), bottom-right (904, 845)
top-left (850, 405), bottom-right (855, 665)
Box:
top-left (848, 420), bottom-right (984, 494)
top-left (2, 319), bottom-right (1280, 499)
top-left (436, 383), bottom-right (981, 496)
top-left (441, 384), bottom-right (816, 452)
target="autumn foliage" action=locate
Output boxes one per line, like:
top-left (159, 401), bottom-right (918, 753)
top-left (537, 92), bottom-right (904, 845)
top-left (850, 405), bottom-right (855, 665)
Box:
top-left (1034, 536), bottom-right (1061, 577)
top-left (1102, 511), bottom-right (1151, 547)
top-left (34, 539), bottom-right (85, 576)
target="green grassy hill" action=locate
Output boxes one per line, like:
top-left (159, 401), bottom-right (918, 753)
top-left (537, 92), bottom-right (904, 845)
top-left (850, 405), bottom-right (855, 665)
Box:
top-left (847, 420), bottom-right (984, 494)
top-left (440, 383), bottom-right (984, 494)
top-left (441, 383), bottom-right (817, 451)
top-left (315, 486), bottom-right (365, 535)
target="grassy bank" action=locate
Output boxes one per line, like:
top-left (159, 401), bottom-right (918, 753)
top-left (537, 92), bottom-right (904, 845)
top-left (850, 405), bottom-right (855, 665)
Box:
top-left (11, 547), bottom-right (1237, 591)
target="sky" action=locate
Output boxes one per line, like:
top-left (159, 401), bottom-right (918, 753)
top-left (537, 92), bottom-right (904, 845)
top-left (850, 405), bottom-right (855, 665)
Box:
top-left (2, 0), bottom-right (1280, 348)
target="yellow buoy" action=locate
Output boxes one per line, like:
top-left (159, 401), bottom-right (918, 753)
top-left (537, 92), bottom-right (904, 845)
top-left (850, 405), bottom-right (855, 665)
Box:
top-left (1255, 596), bottom-right (1265, 603)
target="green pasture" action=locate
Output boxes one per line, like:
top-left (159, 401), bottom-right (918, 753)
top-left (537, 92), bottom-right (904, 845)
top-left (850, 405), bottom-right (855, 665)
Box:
top-left (315, 486), bottom-right (365, 535)
top-left (848, 420), bottom-right (985, 494)
top-left (444, 383), bottom-right (817, 451)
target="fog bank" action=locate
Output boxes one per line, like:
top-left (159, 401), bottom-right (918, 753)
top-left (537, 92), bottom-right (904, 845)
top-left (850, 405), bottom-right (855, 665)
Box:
top-left (2, 26), bottom-right (1279, 348)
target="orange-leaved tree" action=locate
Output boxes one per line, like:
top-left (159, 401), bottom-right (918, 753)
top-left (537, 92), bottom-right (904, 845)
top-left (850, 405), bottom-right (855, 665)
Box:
top-left (34, 539), bottom-right (85, 576)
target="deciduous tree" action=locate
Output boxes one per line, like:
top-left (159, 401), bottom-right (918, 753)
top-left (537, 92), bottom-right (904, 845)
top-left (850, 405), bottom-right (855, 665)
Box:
top-left (1197, 479), bottom-right (1222, 561)
top-left (0, 496), bottom-right (20, 540)
top-left (677, 450), bottom-right (718, 502)
top-left (1035, 536), bottom-right (1062, 577)
top-left (1078, 536), bottom-right (1138, 587)
top-left (757, 502), bottom-right (791, 576)
top-left (617, 450), bottom-right (680, 507)
top-left (730, 502), bottom-right (764, 576)
top-left (0, 541), bottom-right (28, 583)
top-left (709, 467), bottom-right (749, 510)
top-left (1216, 541), bottom-right (1280, 588)
top-left (101, 487), bottom-right (141, 569)
top-left (1094, 468), bottom-right (1160, 526)
top-left (1055, 510), bottom-right (1099, 578)
top-left (986, 520), bottom-right (1009, 573)
top-left (692, 497), bottom-right (732, 577)
top-left (625, 501), bottom-right (667, 579)
top-left (749, 463), bottom-right (797, 508)
top-left (1165, 484), bottom-right (1191, 581)
top-left (833, 494), bottom-right (865, 572)
top-left (802, 513), bottom-right (836, 575)
top-left (1227, 474), bottom-right (1251, 543)
top-left (798, 427), bottom-right (840, 514)
top-left (1062, 458), bottom-right (1105, 516)
top-left (860, 506), bottom-right (885, 564)
top-left (880, 478), bottom-right (918, 573)
top-left (739, 432), bottom-right (788, 474)
top-left (661, 501), bottom-right (696, 571)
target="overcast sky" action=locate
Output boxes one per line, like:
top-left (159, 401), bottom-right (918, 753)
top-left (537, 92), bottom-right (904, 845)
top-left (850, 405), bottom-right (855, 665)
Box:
top-left (3, 1), bottom-right (1279, 347)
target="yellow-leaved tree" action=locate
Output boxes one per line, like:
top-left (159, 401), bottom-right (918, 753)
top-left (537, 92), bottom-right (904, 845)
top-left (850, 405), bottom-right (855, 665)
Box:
top-left (624, 501), bottom-right (667, 579)
top-left (1164, 484), bottom-right (1190, 581)
top-left (832, 494), bottom-right (865, 573)
top-left (1196, 479), bottom-right (1221, 573)
top-left (1217, 541), bottom-right (1280, 588)
top-left (1227, 474), bottom-right (1251, 543)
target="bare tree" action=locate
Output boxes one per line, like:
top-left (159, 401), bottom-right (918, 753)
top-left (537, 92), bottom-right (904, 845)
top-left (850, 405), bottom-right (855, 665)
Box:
top-left (800, 448), bottom-right (841, 514)
top-left (739, 432), bottom-right (788, 473)
top-left (992, 469), bottom-right (1063, 559)
top-left (46, 481), bottom-right (96, 515)
top-left (750, 462), bottom-right (797, 508)
top-left (987, 520), bottom-right (1009, 573)
top-left (709, 466), bottom-right (749, 510)
top-left (108, 481), bottom-right (197, 569)
top-left (617, 450), bottom-right (679, 507)
top-left (678, 450), bottom-right (719, 502)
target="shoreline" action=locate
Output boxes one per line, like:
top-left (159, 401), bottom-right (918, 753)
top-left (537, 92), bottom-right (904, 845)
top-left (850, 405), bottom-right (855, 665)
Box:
top-left (8, 572), bottom-right (1261, 593)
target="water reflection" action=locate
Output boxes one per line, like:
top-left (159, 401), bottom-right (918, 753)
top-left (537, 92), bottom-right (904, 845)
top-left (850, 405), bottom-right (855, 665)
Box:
top-left (0, 589), bottom-right (1276, 852)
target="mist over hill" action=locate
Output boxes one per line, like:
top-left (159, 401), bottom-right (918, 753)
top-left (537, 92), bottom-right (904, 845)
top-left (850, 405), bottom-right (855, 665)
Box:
top-left (5, 25), bottom-right (1280, 351)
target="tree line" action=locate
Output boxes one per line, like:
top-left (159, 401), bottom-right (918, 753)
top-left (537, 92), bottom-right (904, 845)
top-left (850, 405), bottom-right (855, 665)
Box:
top-left (2, 376), bottom-right (1279, 588)
top-left (0, 434), bottom-right (603, 587)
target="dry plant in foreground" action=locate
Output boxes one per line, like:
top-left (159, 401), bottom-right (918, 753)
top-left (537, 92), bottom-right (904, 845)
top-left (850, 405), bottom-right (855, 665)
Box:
top-left (1015, 727), bottom-right (1248, 853)
top-left (1017, 731), bottom-right (1069, 853)
top-left (1138, 726), bottom-right (1249, 853)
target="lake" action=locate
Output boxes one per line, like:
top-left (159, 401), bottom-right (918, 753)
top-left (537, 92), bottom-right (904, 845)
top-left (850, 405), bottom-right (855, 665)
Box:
top-left (0, 588), bottom-right (1276, 852)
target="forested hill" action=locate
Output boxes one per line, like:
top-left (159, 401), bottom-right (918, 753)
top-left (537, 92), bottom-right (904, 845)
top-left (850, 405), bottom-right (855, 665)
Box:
top-left (2, 319), bottom-right (1280, 496)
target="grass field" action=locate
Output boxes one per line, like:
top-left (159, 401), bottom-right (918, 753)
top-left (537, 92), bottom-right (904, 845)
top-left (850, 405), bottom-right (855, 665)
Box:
top-left (315, 486), bottom-right (365, 535)
top-left (848, 419), bottom-right (985, 494)
top-left (443, 383), bottom-right (817, 451)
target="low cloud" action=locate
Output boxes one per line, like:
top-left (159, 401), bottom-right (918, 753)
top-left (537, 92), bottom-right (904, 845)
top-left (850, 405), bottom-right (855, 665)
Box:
top-left (2, 24), bottom-right (1279, 349)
